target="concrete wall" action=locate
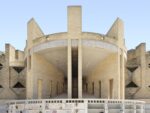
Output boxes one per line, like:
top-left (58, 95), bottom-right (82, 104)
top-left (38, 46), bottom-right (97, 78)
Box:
top-left (31, 53), bottom-right (64, 99)
top-left (0, 6), bottom-right (128, 100)
top-left (0, 44), bottom-right (26, 99)
top-left (86, 53), bottom-right (120, 99)
top-left (126, 43), bottom-right (150, 99)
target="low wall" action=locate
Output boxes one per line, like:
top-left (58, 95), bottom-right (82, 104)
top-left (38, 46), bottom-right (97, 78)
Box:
top-left (2, 99), bottom-right (145, 113)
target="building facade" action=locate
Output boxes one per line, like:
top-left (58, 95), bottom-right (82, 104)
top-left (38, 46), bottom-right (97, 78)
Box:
top-left (126, 43), bottom-right (150, 100)
top-left (0, 6), bottom-right (149, 102)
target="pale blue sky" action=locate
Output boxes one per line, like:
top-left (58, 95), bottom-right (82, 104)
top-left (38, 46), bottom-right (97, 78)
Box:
top-left (0, 0), bottom-right (150, 51)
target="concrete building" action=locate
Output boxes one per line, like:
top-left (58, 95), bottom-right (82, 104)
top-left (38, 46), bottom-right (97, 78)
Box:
top-left (0, 44), bottom-right (26, 99)
top-left (0, 6), bottom-right (127, 100)
top-left (0, 5), bottom-right (149, 113)
top-left (126, 43), bottom-right (150, 100)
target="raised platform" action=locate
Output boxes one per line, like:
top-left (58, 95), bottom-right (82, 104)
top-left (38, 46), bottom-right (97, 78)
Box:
top-left (4, 99), bottom-right (146, 113)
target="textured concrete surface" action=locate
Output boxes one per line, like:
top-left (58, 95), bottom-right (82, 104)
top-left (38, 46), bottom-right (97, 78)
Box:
top-left (0, 6), bottom-right (149, 103)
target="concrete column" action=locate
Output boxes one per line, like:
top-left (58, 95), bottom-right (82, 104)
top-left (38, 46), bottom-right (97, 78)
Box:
top-left (123, 54), bottom-right (125, 99)
top-left (117, 49), bottom-right (121, 99)
top-left (26, 18), bottom-right (44, 99)
top-left (26, 54), bottom-right (33, 99)
top-left (122, 53), bottom-right (125, 99)
top-left (139, 44), bottom-right (146, 87)
top-left (78, 39), bottom-right (82, 98)
top-left (120, 51), bottom-right (125, 99)
top-left (67, 39), bottom-right (72, 98)
top-left (5, 44), bottom-right (11, 88)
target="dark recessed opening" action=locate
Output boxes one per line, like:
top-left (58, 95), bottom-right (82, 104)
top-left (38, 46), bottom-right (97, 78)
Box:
top-left (13, 67), bottom-right (24, 73)
top-left (72, 48), bottom-right (78, 98)
top-left (0, 85), bottom-right (3, 88)
top-left (13, 82), bottom-right (25, 88)
top-left (126, 81), bottom-right (138, 88)
top-left (0, 63), bottom-right (3, 70)
top-left (15, 50), bottom-right (19, 59)
top-left (127, 66), bottom-right (138, 72)
top-left (148, 64), bottom-right (150, 68)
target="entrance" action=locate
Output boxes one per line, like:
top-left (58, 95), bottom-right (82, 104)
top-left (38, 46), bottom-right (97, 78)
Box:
top-left (38, 79), bottom-right (42, 99)
top-left (109, 79), bottom-right (113, 99)
top-left (72, 48), bottom-right (78, 98)
top-left (92, 82), bottom-right (94, 95)
top-left (99, 81), bottom-right (101, 98)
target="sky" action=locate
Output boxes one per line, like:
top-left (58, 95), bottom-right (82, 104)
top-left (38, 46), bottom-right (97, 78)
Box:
top-left (0, 0), bottom-right (150, 51)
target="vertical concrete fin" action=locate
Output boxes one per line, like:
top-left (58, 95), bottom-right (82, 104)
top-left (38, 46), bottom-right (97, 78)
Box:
top-left (67, 39), bottom-right (72, 98)
top-left (68, 6), bottom-right (82, 35)
top-left (27, 18), bottom-right (44, 45)
top-left (136, 43), bottom-right (146, 53)
top-left (5, 44), bottom-right (16, 63)
top-left (135, 43), bottom-right (146, 87)
top-left (5, 44), bottom-right (10, 65)
top-left (106, 18), bottom-right (124, 46)
top-left (78, 39), bottom-right (82, 98)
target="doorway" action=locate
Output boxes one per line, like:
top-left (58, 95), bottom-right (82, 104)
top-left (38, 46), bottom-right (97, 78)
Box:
top-left (38, 79), bottom-right (43, 99)
top-left (49, 80), bottom-right (52, 98)
top-left (86, 83), bottom-right (88, 93)
top-left (109, 79), bottom-right (113, 99)
top-left (92, 82), bottom-right (94, 95)
top-left (72, 48), bottom-right (78, 98)
top-left (99, 81), bottom-right (101, 98)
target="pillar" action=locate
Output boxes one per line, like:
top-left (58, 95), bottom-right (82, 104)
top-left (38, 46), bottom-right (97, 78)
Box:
top-left (120, 51), bottom-right (125, 99)
top-left (117, 49), bottom-right (121, 99)
top-left (78, 39), bottom-right (82, 98)
top-left (67, 39), bottom-right (72, 98)
top-left (26, 18), bottom-right (44, 99)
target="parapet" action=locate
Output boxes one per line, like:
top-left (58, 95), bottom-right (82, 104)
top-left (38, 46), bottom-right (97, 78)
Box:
top-left (5, 44), bottom-right (25, 67)
top-left (26, 6), bottom-right (126, 56)
top-left (127, 43), bottom-right (149, 67)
